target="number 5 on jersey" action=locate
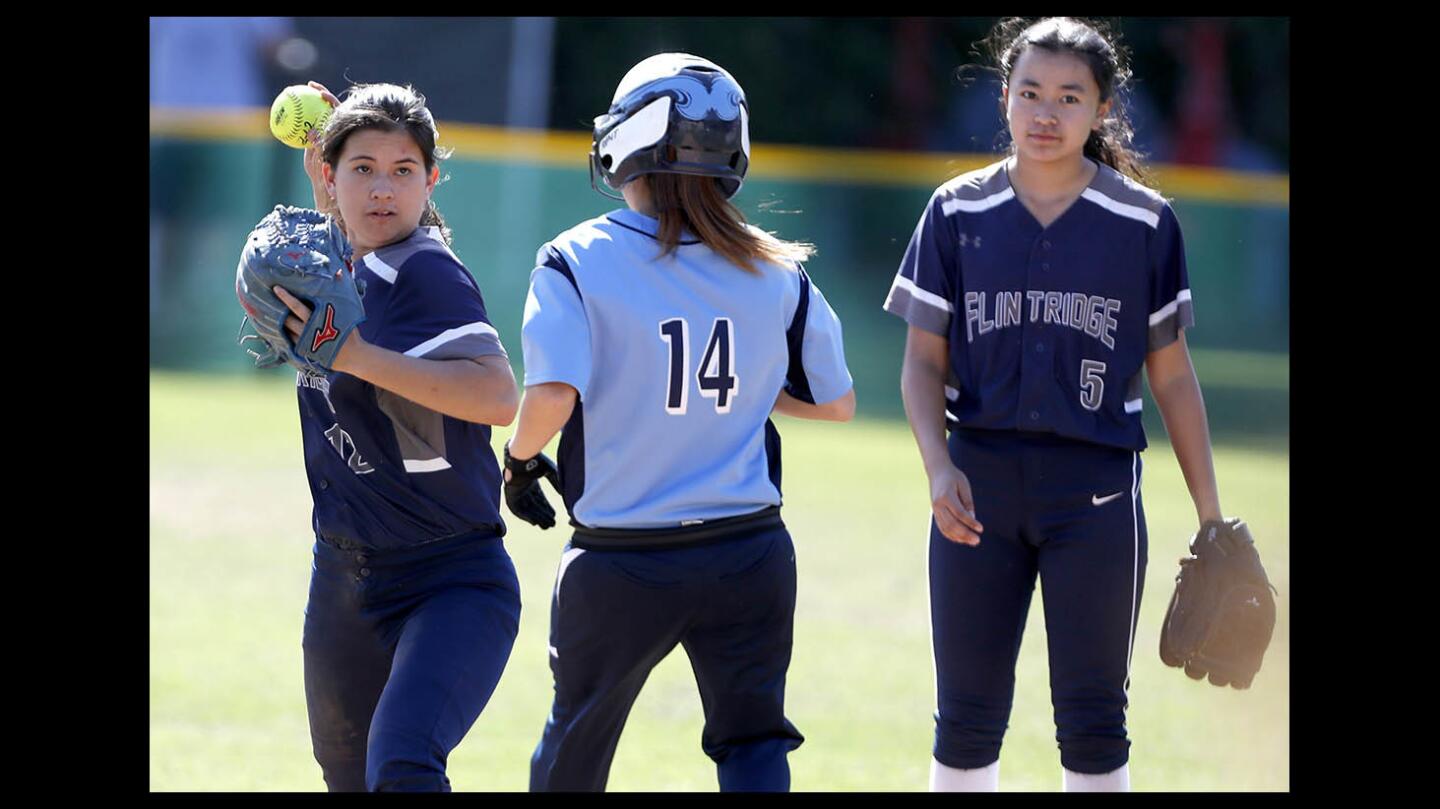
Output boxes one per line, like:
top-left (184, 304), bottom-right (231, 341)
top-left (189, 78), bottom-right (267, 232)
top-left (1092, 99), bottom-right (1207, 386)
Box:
top-left (1080, 359), bottom-right (1106, 412)
top-left (659, 317), bottom-right (739, 414)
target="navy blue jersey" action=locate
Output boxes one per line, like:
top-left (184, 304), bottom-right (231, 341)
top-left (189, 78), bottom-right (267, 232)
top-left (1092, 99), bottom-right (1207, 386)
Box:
top-left (884, 159), bottom-right (1194, 451)
top-left (297, 226), bottom-right (510, 550)
top-left (523, 208), bottom-right (852, 529)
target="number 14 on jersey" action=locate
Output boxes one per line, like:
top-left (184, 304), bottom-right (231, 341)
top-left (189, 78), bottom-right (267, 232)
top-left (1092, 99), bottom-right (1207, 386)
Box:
top-left (659, 317), bottom-right (739, 415)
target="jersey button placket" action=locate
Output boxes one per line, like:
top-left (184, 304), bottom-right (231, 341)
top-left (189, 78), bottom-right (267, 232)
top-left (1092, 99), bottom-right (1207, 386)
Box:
top-left (1017, 236), bottom-right (1052, 428)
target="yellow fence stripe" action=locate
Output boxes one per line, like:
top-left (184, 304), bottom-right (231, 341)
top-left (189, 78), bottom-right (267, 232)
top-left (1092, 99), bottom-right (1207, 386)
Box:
top-left (150, 109), bottom-right (272, 142)
top-left (151, 108), bottom-right (1288, 206)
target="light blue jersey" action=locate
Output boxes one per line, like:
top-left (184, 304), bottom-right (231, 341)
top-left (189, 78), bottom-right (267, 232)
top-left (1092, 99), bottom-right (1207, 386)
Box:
top-left (523, 208), bottom-right (852, 529)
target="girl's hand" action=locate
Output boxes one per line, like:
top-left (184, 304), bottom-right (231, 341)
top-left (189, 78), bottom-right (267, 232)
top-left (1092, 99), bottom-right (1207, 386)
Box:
top-left (303, 81), bottom-right (342, 214)
top-left (274, 285), bottom-right (365, 374)
top-left (929, 463), bottom-right (984, 546)
top-left (303, 145), bottom-right (332, 213)
top-left (307, 81), bottom-right (341, 109)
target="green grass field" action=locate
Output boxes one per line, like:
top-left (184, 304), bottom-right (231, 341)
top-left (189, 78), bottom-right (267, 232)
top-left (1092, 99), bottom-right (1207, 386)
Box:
top-left (149, 370), bottom-right (1289, 792)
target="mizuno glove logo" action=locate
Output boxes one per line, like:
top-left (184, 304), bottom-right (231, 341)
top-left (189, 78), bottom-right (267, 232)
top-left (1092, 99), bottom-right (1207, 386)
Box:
top-left (311, 304), bottom-right (340, 352)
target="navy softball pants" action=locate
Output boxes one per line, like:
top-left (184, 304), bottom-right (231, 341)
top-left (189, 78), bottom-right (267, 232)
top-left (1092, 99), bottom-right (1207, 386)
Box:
top-left (930, 428), bottom-right (1147, 774)
top-left (302, 531), bottom-right (521, 792)
top-left (529, 522), bottom-right (804, 792)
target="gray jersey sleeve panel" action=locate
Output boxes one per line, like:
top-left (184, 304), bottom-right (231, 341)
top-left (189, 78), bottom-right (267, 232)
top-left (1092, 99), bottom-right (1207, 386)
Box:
top-left (888, 172), bottom-right (975, 338)
top-left (374, 387), bottom-right (450, 472)
top-left (936, 160), bottom-right (1011, 202)
top-left (1147, 299), bottom-right (1195, 352)
top-left (413, 331), bottom-right (508, 361)
top-left (373, 231), bottom-right (440, 270)
top-left (884, 283), bottom-right (952, 336)
top-left (1125, 370), bottom-right (1145, 406)
top-left (1146, 202), bottom-right (1193, 353)
top-left (1089, 163), bottom-right (1168, 217)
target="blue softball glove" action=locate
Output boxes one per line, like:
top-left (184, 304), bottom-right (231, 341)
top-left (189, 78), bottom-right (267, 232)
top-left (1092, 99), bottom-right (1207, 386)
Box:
top-left (235, 205), bottom-right (366, 373)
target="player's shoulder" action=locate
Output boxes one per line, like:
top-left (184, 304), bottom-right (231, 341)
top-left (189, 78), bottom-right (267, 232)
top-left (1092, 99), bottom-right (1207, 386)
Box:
top-left (534, 213), bottom-right (617, 280)
top-left (543, 212), bottom-right (626, 254)
top-left (362, 227), bottom-right (473, 288)
top-left (1083, 163), bottom-right (1173, 229)
top-left (929, 159), bottom-right (1013, 215)
top-left (538, 213), bottom-right (625, 274)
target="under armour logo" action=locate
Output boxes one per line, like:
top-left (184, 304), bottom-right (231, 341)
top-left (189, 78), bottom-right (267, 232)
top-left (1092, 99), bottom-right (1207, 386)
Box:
top-left (959, 233), bottom-right (982, 248)
top-left (1245, 596), bottom-right (1260, 607)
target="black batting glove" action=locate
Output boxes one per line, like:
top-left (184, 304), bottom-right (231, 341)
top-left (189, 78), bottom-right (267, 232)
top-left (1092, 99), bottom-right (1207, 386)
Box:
top-left (503, 442), bottom-right (562, 530)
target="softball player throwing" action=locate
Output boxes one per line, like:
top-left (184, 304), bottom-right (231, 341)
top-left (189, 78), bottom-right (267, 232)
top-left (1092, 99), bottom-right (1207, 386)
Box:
top-left (268, 82), bottom-right (522, 791)
top-left (502, 53), bottom-right (855, 792)
top-left (884, 18), bottom-right (1229, 791)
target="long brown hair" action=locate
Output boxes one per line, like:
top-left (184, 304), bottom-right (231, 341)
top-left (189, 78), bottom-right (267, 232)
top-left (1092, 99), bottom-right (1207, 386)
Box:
top-left (647, 174), bottom-right (814, 273)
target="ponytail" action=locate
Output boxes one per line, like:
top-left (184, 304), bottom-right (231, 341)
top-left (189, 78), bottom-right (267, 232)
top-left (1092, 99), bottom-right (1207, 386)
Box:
top-left (647, 174), bottom-right (815, 272)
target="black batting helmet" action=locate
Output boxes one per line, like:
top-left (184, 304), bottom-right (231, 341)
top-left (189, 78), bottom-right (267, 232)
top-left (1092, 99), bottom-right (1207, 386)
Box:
top-left (590, 53), bottom-right (750, 200)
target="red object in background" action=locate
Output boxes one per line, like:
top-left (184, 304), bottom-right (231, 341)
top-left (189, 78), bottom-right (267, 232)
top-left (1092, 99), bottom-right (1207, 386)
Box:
top-left (1173, 19), bottom-right (1230, 166)
top-left (878, 17), bottom-right (935, 150)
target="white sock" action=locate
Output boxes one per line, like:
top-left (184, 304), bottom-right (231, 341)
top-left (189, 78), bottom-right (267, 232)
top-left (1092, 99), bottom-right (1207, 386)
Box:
top-left (1062, 764), bottom-right (1130, 792)
top-left (930, 759), bottom-right (1000, 792)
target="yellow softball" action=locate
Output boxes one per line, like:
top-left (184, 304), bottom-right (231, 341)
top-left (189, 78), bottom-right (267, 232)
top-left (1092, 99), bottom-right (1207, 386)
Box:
top-left (269, 85), bottom-right (333, 149)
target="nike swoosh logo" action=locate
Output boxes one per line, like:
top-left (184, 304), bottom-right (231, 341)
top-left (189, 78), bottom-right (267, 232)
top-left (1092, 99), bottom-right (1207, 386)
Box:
top-left (1092, 491), bottom-right (1124, 506)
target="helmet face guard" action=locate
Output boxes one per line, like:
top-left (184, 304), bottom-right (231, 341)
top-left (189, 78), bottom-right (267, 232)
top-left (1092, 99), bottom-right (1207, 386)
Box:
top-left (590, 54), bottom-right (750, 201)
